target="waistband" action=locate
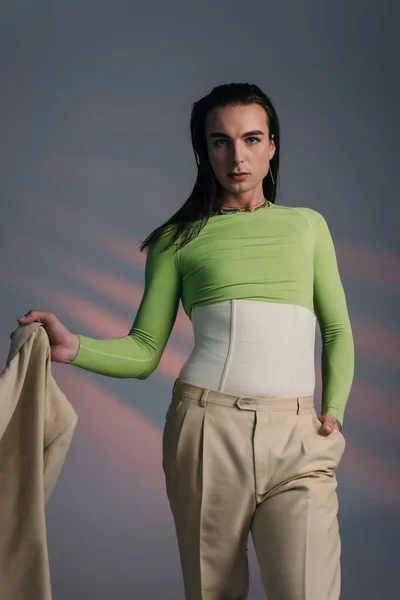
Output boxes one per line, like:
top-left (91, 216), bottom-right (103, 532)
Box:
top-left (172, 379), bottom-right (315, 413)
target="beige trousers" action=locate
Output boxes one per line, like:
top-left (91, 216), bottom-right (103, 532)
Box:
top-left (162, 379), bottom-right (346, 600)
top-left (0, 323), bottom-right (78, 600)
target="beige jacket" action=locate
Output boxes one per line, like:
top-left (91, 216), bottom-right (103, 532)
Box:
top-left (0, 322), bottom-right (78, 600)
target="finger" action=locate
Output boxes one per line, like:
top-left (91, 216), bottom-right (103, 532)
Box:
top-left (321, 420), bottom-right (335, 434)
top-left (17, 310), bottom-right (54, 324)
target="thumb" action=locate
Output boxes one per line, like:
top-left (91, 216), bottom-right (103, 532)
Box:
top-left (321, 416), bottom-right (337, 435)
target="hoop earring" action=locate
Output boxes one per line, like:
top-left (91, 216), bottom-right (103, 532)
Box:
top-left (269, 168), bottom-right (275, 185)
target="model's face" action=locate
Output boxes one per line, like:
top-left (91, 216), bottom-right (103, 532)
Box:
top-left (205, 103), bottom-right (276, 197)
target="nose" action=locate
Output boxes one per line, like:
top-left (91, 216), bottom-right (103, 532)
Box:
top-left (231, 141), bottom-right (244, 165)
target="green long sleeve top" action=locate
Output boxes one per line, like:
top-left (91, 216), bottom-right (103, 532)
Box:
top-left (70, 203), bottom-right (354, 423)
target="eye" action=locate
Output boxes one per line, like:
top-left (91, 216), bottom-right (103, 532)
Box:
top-left (212, 139), bottom-right (229, 148)
top-left (246, 137), bottom-right (261, 144)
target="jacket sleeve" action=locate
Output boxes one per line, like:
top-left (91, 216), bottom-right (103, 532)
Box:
top-left (69, 232), bottom-right (181, 378)
top-left (304, 208), bottom-right (354, 424)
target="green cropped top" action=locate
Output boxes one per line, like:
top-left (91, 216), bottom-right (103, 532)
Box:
top-left (70, 202), bottom-right (354, 423)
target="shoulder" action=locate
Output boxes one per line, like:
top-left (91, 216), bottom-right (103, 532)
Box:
top-left (290, 206), bottom-right (326, 222)
top-left (290, 206), bottom-right (332, 233)
top-left (284, 207), bottom-right (336, 254)
top-left (144, 228), bottom-right (181, 274)
top-left (272, 204), bottom-right (325, 221)
top-left (149, 225), bottom-right (180, 254)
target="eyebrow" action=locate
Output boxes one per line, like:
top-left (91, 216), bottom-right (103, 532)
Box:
top-left (209, 130), bottom-right (265, 139)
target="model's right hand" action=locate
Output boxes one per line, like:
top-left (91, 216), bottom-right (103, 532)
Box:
top-left (17, 310), bottom-right (80, 363)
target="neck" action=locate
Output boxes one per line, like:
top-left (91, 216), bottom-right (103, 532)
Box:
top-left (220, 196), bottom-right (266, 210)
top-left (219, 187), bottom-right (265, 210)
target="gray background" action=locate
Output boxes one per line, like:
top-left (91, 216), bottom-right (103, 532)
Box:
top-left (0, 1), bottom-right (399, 598)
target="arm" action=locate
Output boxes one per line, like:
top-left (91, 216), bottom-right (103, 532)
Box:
top-left (302, 208), bottom-right (354, 425)
top-left (69, 232), bottom-right (181, 378)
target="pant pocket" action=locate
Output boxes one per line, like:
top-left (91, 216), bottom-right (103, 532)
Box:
top-left (162, 394), bottom-right (192, 484)
top-left (311, 409), bottom-right (323, 433)
top-left (311, 409), bottom-right (345, 439)
top-left (310, 409), bottom-right (346, 469)
top-left (164, 393), bottom-right (182, 423)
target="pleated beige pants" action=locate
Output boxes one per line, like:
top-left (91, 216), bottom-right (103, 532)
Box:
top-left (162, 379), bottom-right (346, 600)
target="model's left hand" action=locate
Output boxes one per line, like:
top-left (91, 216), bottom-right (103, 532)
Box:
top-left (318, 414), bottom-right (341, 435)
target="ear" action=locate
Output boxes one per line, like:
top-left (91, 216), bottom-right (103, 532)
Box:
top-left (269, 137), bottom-right (276, 160)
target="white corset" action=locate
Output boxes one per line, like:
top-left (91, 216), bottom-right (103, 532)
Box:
top-left (178, 299), bottom-right (317, 398)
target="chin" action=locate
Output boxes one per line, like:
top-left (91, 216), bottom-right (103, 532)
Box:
top-left (222, 180), bottom-right (253, 193)
top-left (231, 183), bottom-right (253, 193)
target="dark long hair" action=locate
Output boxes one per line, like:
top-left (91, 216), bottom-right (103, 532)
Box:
top-left (139, 82), bottom-right (281, 254)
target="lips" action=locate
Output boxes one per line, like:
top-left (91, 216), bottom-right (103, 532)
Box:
top-left (228, 173), bottom-right (250, 180)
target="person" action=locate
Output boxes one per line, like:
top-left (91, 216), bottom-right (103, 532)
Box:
top-left (17, 82), bottom-right (354, 600)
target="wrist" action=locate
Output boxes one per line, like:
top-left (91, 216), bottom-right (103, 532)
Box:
top-left (66, 333), bottom-right (80, 363)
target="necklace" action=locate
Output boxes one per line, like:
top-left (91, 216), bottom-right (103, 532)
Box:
top-left (216, 198), bottom-right (270, 215)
